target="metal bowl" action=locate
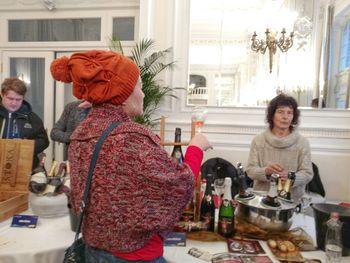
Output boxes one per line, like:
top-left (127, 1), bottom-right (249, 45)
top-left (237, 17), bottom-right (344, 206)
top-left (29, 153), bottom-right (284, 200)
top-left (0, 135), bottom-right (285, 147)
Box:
top-left (234, 191), bottom-right (298, 232)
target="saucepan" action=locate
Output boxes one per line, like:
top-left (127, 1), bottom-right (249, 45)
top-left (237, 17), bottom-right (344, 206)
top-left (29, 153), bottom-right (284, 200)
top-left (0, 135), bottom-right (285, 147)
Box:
top-left (234, 191), bottom-right (298, 232)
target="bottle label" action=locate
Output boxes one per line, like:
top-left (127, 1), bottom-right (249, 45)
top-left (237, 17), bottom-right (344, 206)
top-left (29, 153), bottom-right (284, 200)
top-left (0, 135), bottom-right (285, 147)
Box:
top-left (174, 151), bottom-right (182, 160)
top-left (180, 211), bottom-right (194, 222)
top-left (180, 200), bottom-right (195, 222)
top-left (200, 212), bottom-right (214, 231)
top-left (279, 190), bottom-right (288, 199)
top-left (218, 217), bottom-right (234, 236)
top-left (172, 149), bottom-right (183, 164)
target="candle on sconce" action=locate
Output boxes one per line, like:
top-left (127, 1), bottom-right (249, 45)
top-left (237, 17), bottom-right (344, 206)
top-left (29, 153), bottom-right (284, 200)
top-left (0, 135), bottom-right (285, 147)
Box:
top-left (268, 30), bottom-right (276, 42)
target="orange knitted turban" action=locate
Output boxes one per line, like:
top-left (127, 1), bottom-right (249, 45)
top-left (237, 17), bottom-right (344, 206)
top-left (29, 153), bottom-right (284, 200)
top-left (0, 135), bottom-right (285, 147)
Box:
top-left (50, 50), bottom-right (140, 105)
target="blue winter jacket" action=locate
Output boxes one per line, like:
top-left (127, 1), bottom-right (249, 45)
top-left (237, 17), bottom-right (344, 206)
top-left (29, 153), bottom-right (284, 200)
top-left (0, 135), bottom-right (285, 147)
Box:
top-left (0, 100), bottom-right (49, 169)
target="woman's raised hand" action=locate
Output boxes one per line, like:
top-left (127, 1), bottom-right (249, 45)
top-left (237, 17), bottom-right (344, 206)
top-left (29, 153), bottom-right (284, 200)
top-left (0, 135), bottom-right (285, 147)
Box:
top-left (188, 133), bottom-right (213, 152)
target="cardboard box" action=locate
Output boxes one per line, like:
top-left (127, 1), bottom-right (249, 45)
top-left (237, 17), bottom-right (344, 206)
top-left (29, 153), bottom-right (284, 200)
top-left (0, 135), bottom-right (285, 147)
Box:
top-left (0, 139), bottom-right (34, 222)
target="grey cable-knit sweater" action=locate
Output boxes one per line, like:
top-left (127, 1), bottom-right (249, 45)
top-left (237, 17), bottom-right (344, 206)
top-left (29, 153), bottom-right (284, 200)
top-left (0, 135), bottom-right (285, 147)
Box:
top-left (246, 129), bottom-right (313, 202)
top-left (50, 100), bottom-right (90, 158)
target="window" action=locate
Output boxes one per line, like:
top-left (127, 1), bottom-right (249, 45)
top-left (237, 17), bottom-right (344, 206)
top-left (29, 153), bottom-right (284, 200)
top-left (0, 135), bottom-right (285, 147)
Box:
top-left (339, 20), bottom-right (350, 71)
top-left (8, 18), bottom-right (101, 42)
top-left (214, 73), bottom-right (235, 106)
top-left (112, 17), bottom-right (135, 41)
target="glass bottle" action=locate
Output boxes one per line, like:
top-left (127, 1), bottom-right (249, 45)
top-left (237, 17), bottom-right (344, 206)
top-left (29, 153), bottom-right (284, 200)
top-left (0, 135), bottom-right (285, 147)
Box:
top-left (63, 160), bottom-right (71, 188)
top-left (277, 176), bottom-right (283, 195)
top-left (262, 173), bottom-right (280, 207)
top-left (180, 198), bottom-right (195, 228)
top-left (42, 160), bottom-right (59, 195)
top-left (325, 212), bottom-right (343, 263)
top-left (171, 128), bottom-right (194, 225)
top-left (171, 128), bottom-right (184, 164)
top-left (218, 177), bottom-right (235, 237)
top-left (200, 173), bottom-right (215, 231)
top-left (237, 162), bottom-right (254, 199)
top-left (279, 171), bottom-right (296, 201)
top-left (55, 162), bottom-right (68, 194)
top-left (29, 153), bottom-right (48, 194)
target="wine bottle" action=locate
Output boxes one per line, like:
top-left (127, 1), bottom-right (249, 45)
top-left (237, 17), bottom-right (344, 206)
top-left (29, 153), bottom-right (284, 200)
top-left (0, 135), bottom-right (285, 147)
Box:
top-left (55, 162), bottom-right (68, 194)
top-left (200, 173), bottom-right (215, 231)
top-left (180, 196), bottom-right (195, 224)
top-left (59, 160), bottom-right (71, 197)
top-left (218, 177), bottom-right (235, 237)
top-left (171, 128), bottom-right (184, 164)
top-left (42, 160), bottom-right (60, 196)
top-left (279, 171), bottom-right (296, 201)
top-left (261, 173), bottom-right (280, 207)
top-left (237, 162), bottom-right (255, 199)
top-left (63, 160), bottom-right (71, 188)
top-left (277, 175), bottom-right (283, 194)
top-left (178, 128), bottom-right (195, 226)
top-left (29, 153), bottom-right (48, 194)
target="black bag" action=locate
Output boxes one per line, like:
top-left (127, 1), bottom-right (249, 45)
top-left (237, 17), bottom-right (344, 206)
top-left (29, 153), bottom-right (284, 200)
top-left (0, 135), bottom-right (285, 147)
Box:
top-left (63, 238), bottom-right (85, 263)
top-left (306, 162), bottom-right (326, 197)
top-left (201, 157), bottom-right (240, 198)
top-left (62, 122), bottom-right (120, 263)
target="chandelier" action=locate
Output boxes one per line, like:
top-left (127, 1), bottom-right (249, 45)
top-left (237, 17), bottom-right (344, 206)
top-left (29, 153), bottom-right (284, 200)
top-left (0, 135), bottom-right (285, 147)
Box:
top-left (251, 28), bottom-right (294, 73)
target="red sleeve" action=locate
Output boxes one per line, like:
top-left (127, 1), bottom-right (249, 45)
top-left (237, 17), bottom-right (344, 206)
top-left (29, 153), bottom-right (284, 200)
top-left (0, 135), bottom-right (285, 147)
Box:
top-left (184, 145), bottom-right (203, 180)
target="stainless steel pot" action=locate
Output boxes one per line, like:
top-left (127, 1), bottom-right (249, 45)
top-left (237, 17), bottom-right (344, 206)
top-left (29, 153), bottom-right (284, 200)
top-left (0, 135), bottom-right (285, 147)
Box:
top-left (234, 191), bottom-right (298, 232)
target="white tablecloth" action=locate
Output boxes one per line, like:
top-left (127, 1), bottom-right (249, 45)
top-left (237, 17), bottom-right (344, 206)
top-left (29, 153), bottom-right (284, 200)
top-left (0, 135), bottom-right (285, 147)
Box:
top-left (0, 211), bottom-right (349, 263)
top-left (0, 213), bottom-right (74, 263)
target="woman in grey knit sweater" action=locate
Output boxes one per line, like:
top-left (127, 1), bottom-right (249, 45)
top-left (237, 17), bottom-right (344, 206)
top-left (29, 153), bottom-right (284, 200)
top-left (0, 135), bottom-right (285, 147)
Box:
top-left (50, 100), bottom-right (91, 159)
top-left (246, 94), bottom-right (313, 203)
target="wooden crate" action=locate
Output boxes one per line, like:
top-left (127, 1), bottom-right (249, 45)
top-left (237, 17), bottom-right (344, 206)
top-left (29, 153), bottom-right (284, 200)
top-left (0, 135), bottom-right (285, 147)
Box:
top-left (0, 139), bottom-right (34, 222)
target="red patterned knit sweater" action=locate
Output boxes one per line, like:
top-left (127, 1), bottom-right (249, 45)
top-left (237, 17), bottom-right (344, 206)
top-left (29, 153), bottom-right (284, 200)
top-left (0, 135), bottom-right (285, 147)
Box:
top-left (69, 103), bottom-right (203, 258)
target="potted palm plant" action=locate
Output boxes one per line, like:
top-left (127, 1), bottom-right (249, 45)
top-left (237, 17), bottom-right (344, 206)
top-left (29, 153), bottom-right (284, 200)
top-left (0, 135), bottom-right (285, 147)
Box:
top-left (109, 37), bottom-right (178, 128)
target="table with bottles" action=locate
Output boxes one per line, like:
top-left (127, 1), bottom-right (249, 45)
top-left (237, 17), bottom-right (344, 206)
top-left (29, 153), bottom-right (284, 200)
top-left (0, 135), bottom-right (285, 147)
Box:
top-left (0, 208), bottom-right (349, 263)
top-left (164, 212), bottom-right (350, 263)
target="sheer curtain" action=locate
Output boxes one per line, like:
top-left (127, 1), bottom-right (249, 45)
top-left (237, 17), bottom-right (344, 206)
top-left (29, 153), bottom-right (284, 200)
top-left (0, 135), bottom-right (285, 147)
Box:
top-left (318, 4), bottom-right (334, 107)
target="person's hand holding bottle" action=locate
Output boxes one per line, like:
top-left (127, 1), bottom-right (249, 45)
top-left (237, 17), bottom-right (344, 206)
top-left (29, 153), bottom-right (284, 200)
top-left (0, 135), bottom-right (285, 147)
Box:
top-left (265, 163), bottom-right (288, 181)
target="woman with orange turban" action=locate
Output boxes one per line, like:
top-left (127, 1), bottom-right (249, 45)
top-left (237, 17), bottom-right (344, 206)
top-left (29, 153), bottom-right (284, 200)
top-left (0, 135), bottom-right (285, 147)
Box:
top-left (51, 50), bottom-right (212, 263)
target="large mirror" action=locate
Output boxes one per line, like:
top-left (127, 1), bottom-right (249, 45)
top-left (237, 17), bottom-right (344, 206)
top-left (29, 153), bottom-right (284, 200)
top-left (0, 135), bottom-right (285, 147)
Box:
top-left (186, 0), bottom-right (350, 109)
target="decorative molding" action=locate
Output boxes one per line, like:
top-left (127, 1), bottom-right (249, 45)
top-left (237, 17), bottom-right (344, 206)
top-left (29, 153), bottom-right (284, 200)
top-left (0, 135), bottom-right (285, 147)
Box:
top-left (209, 140), bottom-right (350, 154)
top-left (160, 119), bottom-right (350, 139)
top-left (0, 0), bottom-right (139, 10)
top-left (158, 119), bottom-right (350, 153)
top-left (300, 127), bottom-right (350, 138)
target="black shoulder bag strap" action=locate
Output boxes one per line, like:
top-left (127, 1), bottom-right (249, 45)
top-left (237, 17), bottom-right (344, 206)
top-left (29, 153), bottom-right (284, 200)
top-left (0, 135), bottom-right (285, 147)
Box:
top-left (73, 121), bottom-right (120, 241)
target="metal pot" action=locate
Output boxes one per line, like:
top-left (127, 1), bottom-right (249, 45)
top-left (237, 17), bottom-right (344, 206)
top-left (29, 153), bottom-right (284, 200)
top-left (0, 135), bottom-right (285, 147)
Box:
top-left (234, 191), bottom-right (297, 232)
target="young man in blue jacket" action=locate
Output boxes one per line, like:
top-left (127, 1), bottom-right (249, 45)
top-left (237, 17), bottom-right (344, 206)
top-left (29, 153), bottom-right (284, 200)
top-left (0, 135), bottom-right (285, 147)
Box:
top-left (0, 77), bottom-right (49, 169)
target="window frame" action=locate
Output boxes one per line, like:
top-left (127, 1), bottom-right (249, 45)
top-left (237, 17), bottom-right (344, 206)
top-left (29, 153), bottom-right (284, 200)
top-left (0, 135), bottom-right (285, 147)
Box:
top-left (0, 9), bottom-right (139, 49)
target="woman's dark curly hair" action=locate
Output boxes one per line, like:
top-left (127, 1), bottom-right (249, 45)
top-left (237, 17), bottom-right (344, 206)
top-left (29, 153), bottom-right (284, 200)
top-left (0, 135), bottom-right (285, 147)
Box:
top-left (266, 94), bottom-right (300, 131)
